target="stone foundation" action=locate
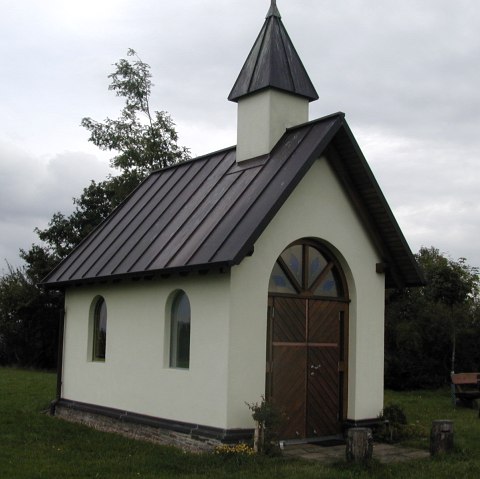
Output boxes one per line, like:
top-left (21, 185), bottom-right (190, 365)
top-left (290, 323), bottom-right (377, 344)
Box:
top-left (54, 401), bottom-right (245, 452)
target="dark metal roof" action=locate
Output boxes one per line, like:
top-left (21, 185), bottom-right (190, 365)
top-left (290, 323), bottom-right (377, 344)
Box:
top-left (267, 0), bottom-right (281, 19)
top-left (228, 2), bottom-right (319, 103)
top-left (42, 113), bottom-right (423, 289)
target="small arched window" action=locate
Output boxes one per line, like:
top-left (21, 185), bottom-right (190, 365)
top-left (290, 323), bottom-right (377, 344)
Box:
top-left (92, 297), bottom-right (107, 361)
top-left (170, 291), bottom-right (191, 369)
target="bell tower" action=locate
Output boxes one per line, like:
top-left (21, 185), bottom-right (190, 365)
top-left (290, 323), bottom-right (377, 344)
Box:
top-left (229, 1), bottom-right (318, 162)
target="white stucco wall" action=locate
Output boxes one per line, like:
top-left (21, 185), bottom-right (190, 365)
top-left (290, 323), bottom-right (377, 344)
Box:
top-left (225, 156), bottom-right (385, 428)
top-left (62, 154), bottom-right (385, 432)
top-left (236, 89), bottom-right (309, 162)
top-left (62, 274), bottom-right (231, 429)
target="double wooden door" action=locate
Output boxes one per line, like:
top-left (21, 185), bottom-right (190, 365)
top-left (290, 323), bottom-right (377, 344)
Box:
top-left (267, 296), bottom-right (348, 439)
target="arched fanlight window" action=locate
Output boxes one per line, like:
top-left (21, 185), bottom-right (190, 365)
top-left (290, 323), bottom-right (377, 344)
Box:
top-left (170, 291), bottom-right (191, 369)
top-left (92, 297), bottom-right (107, 361)
top-left (268, 242), bottom-right (346, 298)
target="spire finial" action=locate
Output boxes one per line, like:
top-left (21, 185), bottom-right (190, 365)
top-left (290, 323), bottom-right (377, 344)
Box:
top-left (267, 0), bottom-right (281, 18)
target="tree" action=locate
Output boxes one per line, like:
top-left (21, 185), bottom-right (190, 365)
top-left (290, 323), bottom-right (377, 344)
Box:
top-left (419, 247), bottom-right (478, 373)
top-left (0, 49), bottom-right (189, 369)
top-left (385, 247), bottom-right (479, 389)
top-left (0, 250), bottom-right (62, 368)
top-left (81, 48), bottom-right (189, 178)
top-left (38, 48), bottom-right (190, 261)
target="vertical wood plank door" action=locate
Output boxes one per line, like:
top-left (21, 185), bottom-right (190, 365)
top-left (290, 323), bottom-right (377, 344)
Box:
top-left (306, 300), bottom-right (345, 437)
top-left (270, 297), bottom-right (307, 439)
top-left (268, 240), bottom-right (349, 440)
top-left (269, 297), bottom-right (347, 439)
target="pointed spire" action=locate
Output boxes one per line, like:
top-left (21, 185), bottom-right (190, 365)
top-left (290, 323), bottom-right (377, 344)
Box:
top-left (228, 2), bottom-right (318, 103)
top-left (267, 0), bottom-right (281, 18)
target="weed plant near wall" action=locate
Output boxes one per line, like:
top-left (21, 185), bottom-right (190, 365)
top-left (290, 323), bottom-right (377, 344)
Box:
top-left (246, 396), bottom-right (284, 456)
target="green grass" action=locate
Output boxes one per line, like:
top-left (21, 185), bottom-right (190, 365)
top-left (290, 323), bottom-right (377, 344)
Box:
top-left (1, 368), bottom-right (479, 479)
top-left (384, 389), bottom-right (480, 452)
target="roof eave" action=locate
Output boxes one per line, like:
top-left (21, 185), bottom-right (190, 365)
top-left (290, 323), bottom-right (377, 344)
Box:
top-left (41, 261), bottom-right (233, 290)
top-left (329, 123), bottom-right (424, 288)
top-left (228, 85), bottom-right (319, 103)
top-left (226, 114), bottom-right (423, 290)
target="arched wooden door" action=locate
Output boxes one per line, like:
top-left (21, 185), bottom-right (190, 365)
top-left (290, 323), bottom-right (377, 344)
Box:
top-left (266, 241), bottom-right (349, 440)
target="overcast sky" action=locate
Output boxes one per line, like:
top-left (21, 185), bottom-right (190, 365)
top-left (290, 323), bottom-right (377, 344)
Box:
top-left (1, 0), bottom-right (479, 274)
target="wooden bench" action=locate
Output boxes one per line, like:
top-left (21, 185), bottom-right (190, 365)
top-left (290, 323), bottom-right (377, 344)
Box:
top-left (451, 373), bottom-right (480, 407)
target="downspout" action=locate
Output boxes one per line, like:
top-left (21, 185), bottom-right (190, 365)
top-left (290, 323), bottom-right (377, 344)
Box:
top-left (50, 305), bottom-right (65, 415)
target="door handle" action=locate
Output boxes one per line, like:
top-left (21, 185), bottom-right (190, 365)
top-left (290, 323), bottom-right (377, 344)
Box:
top-left (310, 364), bottom-right (321, 370)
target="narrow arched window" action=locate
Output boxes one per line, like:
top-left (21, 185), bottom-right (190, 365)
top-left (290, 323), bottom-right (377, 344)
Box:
top-left (170, 291), bottom-right (191, 369)
top-left (93, 297), bottom-right (107, 361)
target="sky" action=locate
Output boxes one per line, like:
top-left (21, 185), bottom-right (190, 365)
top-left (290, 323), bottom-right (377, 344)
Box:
top-left (0, 0), bottom-right (479, 274)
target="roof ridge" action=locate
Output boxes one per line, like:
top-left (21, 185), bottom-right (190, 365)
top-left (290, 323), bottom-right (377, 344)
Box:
top-left (285, 112), bottom-right (346, 132)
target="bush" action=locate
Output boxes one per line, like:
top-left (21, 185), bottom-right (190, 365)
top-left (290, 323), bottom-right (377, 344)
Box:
top-left (246, 396), bottom-right (284, 456)
top-left (375, 403), bottom-right (427, 443)
top-left (382, 404), bottom-right (407, 425)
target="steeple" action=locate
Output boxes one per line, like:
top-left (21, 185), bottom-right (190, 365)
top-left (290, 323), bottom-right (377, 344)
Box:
top-left (230, 1), bottom-right (318, 162)
top-left (266, 0), bottom-right (281, 18)
top-left (228, 1), bottom-right (318, 103)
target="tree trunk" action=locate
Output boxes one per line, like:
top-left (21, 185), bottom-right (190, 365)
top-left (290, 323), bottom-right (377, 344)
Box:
top-left (253, 421), bottom-right (264, 453)
top-left (346, 428), bottom-right (373, 463)
top-left (430, 420), bottom-right (454, 456)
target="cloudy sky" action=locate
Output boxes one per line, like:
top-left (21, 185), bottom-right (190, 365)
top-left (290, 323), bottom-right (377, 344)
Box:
top-left (1, 0), bottom-right (479, 273)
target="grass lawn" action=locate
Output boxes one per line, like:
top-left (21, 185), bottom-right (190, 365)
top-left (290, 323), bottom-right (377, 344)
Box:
top-left (1, 368), bottom-right (479, 478)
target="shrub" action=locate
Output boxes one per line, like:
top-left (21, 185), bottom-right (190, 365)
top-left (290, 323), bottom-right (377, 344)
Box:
top-left (375, 403), bottom-right (427, 443)
top-left (246, 396), bottom-right (284, 456)
top-left (382, 404), bottom-right (407, 425)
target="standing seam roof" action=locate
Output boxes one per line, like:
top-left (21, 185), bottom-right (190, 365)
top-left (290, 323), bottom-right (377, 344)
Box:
top-left (42, 113), bottom-right (423, 289)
